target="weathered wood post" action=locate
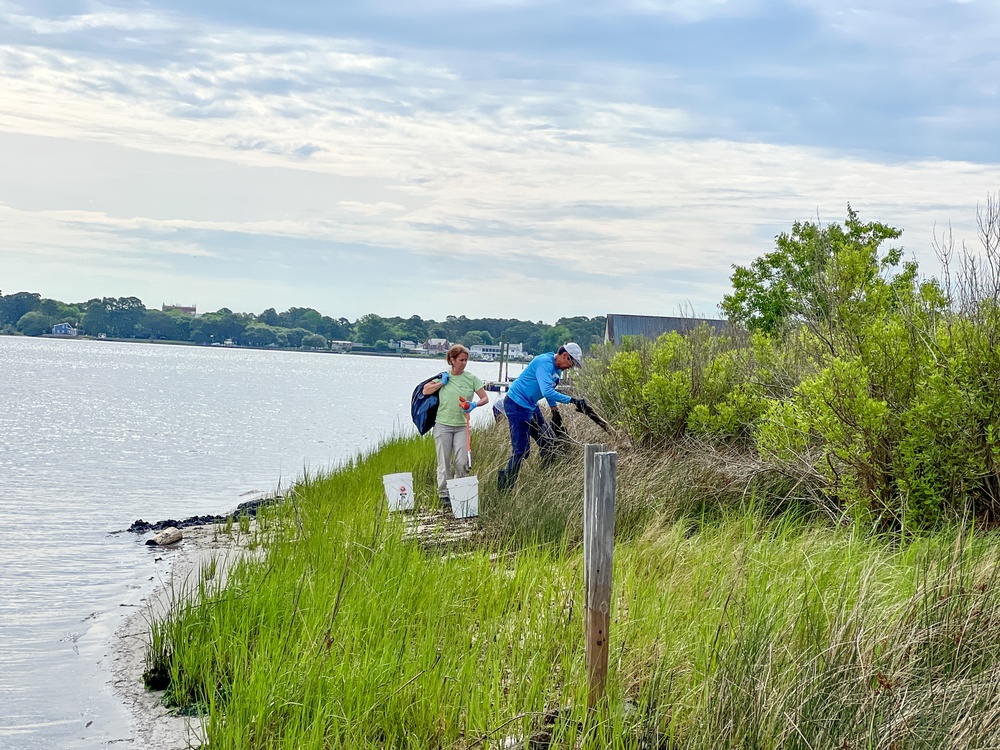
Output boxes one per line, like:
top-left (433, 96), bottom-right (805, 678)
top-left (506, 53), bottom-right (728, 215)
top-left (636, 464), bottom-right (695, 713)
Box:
top-left (584, 443), bottom-right (617, 710)
top-left (497, 335), bottom-right (506, 383)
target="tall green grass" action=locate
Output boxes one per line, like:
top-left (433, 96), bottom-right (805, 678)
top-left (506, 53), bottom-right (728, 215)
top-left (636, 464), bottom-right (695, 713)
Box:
top-left (146, 425), bottom-right (1000, 748)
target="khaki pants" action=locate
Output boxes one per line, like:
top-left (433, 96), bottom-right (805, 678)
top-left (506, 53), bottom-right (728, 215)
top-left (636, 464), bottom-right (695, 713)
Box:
top-left (433, 423), bottom-right (469, 500)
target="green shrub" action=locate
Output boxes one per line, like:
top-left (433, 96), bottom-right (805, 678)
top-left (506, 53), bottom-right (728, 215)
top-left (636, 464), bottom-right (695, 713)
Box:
top-left (585, 326), bottom-right (763, 448)
top-left (578, 203), bottom-right (1000, 529)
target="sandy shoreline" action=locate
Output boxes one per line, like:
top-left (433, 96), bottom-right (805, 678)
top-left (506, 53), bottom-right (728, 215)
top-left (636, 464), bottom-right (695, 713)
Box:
top-left (109, 523), bottom-right (255, 749)
top-left (106, 510), bottom-right (468, 748)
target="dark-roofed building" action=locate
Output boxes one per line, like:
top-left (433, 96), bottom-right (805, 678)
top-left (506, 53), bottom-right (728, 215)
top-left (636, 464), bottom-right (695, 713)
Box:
top-left (604, 314), bottom-right (728, 346)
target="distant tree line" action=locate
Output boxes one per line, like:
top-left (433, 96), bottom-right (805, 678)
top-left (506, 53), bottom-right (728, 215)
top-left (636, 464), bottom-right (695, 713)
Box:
top-left (0, 291), bottom-right (606, 355)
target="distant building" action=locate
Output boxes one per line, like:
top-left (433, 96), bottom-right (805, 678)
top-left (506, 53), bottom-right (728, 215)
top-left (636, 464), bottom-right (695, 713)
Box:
top-left (424, 338), bottom-right (451, 354)
top-left (470, 343), bottom-right (525, 360)
top-left (392, 340), bottom-right (417, 351)
top-left (329, 340), bottom-right (353, 352)
top-left (604, 314), bottom-right (728, 347)
top-left (162, 303), bottom-right (197, 316)
top-left (51, 322), bottom-right (78, 337)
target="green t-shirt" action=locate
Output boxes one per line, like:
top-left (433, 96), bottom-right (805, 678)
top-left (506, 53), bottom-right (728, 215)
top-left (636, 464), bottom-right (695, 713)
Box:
top-left (436, 372), bottom-right (485, 427)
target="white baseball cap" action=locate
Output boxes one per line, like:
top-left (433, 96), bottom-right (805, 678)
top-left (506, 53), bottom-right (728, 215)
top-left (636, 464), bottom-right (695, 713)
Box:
top-left (563, 342), bottom-right (583, 368)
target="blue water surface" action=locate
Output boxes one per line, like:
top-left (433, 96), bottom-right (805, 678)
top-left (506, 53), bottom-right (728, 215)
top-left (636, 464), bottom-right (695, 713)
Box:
top-left (0, 336), bottom-right (501, 749)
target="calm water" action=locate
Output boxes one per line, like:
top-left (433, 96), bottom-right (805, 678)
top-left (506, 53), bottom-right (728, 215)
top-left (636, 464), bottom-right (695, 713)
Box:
top-left (0, 336), bottom-right (500, 749)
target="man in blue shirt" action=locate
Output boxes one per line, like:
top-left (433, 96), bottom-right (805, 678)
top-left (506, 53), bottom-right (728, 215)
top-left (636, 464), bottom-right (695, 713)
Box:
top-left (498, 342), bottom-right (586, 492)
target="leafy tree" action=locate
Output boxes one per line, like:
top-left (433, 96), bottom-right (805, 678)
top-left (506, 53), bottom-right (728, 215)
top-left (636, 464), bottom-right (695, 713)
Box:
top-left (15, 310), bottom-right (53, 336)
top-left (283, 327), bottom-right (311, 348)
top-left (38, 298), bottom-right (82, 324)
top-left (243, 323), bottom-right (280, 347)
top-left (320, 316), bottom-right (351, 342)
top-left (257, 308), bottom-right (280, 326)
top-left (461, 330), bottom-right (493, 347)
top-left (397, 315), bottom-right (428, 343)
top-left (191, 308), bottom-right (250, 345)
top-left (461, 331), bottom-right (483, 347)
top-left (499, 322), bottom-right (544, 354)
top-left (81, 298), bottom-right (109, 335)
top-left (555, 315), bottom-right (607, 349)
top-left (80, 299), bottom-right (104, 335)
top-left (140, 309), bottom-right (192, 341)
top-left (539, 325), bottom-right (572, 353)
top-left (356, 313), bottom-right (393, 345)
top-left (276, 307), bottom-right (323, 333)
top-left (82, 296), bottom-right (146, 338)
top-left (108, 296), bottom-right (147, 337)
top-left (301, 332), bottom-right (327, 349)
top-left (721, 206), bottom-right (904, 335)
top-left (0, 292), bottom-right (42, 325)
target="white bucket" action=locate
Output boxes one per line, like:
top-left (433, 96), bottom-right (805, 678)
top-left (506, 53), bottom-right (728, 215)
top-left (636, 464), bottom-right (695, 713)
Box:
top-left (446, 476), bottom-right (479, 519)
top-left (382, 472), bottom-right (414, 512)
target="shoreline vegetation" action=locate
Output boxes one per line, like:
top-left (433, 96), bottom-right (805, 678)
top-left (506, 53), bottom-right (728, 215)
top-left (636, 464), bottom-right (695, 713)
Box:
top-left (118, 201), bottom-right (1000, 747)
top-left (133, 423), bottom-right (1000, 749)
top-left (0, 294), bottom-right (607, 357)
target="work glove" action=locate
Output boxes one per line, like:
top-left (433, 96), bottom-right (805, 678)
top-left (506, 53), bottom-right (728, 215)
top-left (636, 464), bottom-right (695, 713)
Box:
top-left (570, 397), bottom-right (587, 412)
top-left (461, 397), bottom-right (478, 413)
top-left (439, 371), bottom-right (449, 385)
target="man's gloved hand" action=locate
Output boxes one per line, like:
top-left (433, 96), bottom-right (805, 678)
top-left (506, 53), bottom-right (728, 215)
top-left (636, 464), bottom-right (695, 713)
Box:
top-left (462, 398), bottom-right (478, 413)
top-left (570, 397), bottom-right (587, 412)
top-left (439, 371), bottom-right (449, 385)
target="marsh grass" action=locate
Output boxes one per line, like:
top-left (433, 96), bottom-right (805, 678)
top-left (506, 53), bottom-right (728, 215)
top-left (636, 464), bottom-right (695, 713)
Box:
top-left (146, 423), bottom-right (1000, 748)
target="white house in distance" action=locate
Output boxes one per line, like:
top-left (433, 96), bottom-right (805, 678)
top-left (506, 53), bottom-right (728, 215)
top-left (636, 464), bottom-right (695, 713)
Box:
top-left (470, 343), bottom-right (525, 361)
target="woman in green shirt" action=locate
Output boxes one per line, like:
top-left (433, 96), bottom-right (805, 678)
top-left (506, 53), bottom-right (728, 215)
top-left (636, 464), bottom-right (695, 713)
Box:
top-left (422, 344), bottom-right (488, 509)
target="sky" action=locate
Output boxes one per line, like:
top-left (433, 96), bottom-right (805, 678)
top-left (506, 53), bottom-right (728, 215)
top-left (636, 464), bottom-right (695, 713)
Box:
top-left (1, 0), bottom-right (998, 323)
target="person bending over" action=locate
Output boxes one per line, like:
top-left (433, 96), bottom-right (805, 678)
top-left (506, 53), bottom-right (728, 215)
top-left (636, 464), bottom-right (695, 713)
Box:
top-left (497, 342), bottom-right (585, 492)
top-left (422, 344), bottom-right (487, 509)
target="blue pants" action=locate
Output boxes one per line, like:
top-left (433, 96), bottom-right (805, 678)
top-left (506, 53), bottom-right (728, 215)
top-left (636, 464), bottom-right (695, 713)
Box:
top-left (498, 398), bottom-right (557, 491)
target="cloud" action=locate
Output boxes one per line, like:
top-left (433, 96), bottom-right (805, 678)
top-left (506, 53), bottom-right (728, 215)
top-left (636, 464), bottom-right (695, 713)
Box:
top-left (4, 1), bottom-right (998, 159)
top-left (1, 0), bottom-right (999, 322)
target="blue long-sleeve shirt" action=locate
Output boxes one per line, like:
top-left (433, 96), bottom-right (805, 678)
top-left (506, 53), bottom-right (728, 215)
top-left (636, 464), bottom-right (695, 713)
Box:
top-left (507, 352), bottom-right (573, 409)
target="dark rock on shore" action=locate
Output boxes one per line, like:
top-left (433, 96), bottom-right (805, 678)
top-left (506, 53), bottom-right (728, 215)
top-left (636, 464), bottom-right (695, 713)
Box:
top-left (126, 494), bottom-right (280, 534)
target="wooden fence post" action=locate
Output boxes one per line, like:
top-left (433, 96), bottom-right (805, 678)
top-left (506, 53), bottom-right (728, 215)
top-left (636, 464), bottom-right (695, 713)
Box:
top-left (584, 444), bottom-right (617, 711)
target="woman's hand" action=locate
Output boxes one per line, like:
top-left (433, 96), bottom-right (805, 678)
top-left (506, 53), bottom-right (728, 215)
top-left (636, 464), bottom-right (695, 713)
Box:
top-left (422, 378), bottom-right (449, 396)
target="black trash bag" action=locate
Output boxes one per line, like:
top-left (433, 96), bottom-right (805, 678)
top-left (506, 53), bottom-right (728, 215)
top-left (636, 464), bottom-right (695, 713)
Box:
top-left (411, 376), bottom-right (440, 435)
top-left (573, 399), bottom-right (613, 434)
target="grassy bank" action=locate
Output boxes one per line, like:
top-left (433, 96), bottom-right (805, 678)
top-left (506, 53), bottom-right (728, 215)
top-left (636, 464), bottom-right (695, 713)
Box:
top-left (146, 417), bottom-right (1000, 748)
